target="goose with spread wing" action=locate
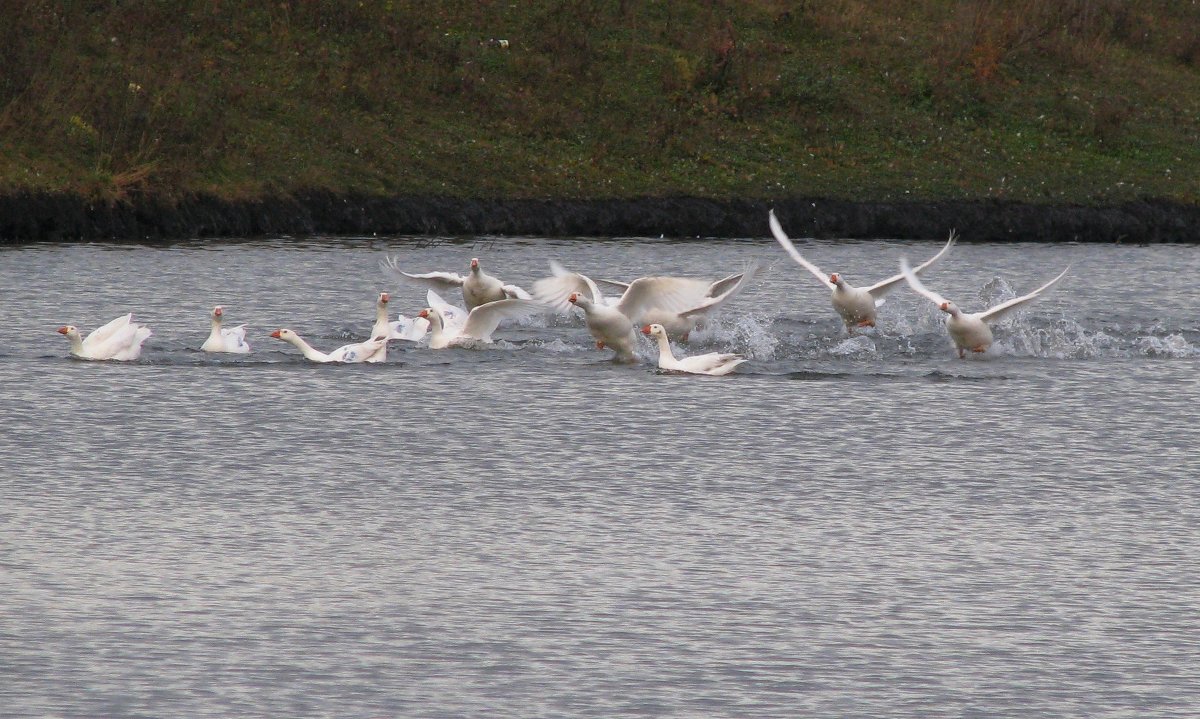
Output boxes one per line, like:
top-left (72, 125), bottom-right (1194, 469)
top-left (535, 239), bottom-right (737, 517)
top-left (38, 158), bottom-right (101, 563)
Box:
top-left (417, 290), bottom-right (546, 349)
top-left (533, 260), bottom-right (758, 343)
top-left (57, 313), bottom-right (152, 361)
top-left (591, 262), bottom-right (762, 340)
top-left (900, 260), bottom-right (1069, 358)
top-left (770, 209), bottom-right (956, 333)
top-left (380, 255), bottom-right (530, 310)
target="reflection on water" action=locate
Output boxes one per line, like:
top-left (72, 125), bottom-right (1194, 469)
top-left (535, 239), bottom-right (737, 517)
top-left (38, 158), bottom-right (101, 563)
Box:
top-left (1, 237), bottom-right (1198, 718)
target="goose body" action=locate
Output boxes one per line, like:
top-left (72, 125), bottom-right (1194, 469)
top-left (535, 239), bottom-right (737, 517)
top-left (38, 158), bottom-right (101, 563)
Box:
top-left (418, 290), bottom-right (546, 349)
top-left (372, 292), bottom-right (429, 342)
top-left (381, 256), bottom-right (530, 310)
top-left (567, 292), bottom-right (638, 362)
top-left (770, 209), bottom-right (956, 332)
top-left (269, 329), bottom-right (388, 363)
top-left (200, 306), bottom-right (250, 353)
top-left (57, 313), bottom-right (152, 361)
top-left (900, 260), bottom-right (1070, 358)
top-left (641, 324), bottom-right (746, 375)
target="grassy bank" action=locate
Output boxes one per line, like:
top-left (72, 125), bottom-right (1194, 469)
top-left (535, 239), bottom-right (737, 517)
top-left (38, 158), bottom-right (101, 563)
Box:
top-left (1, 1), bottom-right (1197, 205)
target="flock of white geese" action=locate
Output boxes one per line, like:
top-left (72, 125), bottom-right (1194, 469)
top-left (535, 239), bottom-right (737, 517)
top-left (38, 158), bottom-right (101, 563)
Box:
top-left (56, 211), bottom-right (1070, 374)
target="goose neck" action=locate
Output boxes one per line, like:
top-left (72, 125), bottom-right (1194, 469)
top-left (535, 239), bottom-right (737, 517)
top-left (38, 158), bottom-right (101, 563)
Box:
top-left (289, 334), bottom-right (329, 362)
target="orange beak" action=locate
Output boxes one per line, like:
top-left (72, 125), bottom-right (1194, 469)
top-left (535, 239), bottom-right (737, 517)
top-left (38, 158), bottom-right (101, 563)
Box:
top-left (214, 306), bottom-right (223, 316)
top-left (380, 292), bottom-right (389, 303)
top-left (641, 325), bottom-right (652, 335)
top-left (568, 293), bottom-right (579, 303)
top-left (418, 309), bottom-right (430, 318)
top-left (939, 302), bottom-right (949, 311)
top-left (829, 273), bottom-right (839, 284)
top-left (56, 326), bottom-right (69, 335)
top-left (470, 258), bottom-right (479, 269)
top-left (269, 330), bottom-right (282, 338)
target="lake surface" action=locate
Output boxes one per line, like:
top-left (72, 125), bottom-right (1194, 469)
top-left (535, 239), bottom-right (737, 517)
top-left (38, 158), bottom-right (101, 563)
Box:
top-left (1, 235), bottom-right (1197, 718)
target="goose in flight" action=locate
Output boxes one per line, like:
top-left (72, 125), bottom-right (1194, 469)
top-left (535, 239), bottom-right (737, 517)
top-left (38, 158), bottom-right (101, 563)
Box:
top-left (769, 209), bottom-right (956, 332)
top-left (900, 259), bottom-right (1069, 358)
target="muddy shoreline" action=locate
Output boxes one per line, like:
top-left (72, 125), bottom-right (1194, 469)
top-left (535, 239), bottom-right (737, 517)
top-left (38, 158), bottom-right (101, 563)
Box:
top-left (0, 191), bottom-right (1196, 243)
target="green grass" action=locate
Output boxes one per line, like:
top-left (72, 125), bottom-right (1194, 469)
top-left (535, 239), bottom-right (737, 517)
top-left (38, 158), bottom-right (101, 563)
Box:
top-left (0, 0), bottom-right (1196, 204)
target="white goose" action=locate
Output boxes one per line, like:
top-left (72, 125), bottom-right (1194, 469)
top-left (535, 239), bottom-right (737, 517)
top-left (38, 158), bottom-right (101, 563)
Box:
top-left (372, 292), bottom-right (429, 342)
top-left (200, 305), bottom-right (250, 353)
top-left (269, 329), bottom-right (388, 363)
top-left (592, 262), bottom-right (762, 340)
top-left (566, 291), bottom-right (638, 362)
top-left (770, 209), bottom-right (956, 332)
top-left (900, 259), bottom-right (1070, 358)
top-left (533, 261), bottom-right (757, 341)
top-left (641, 323), bottom-right (746, 376)
top-left (381, 256), bottom-right (531, 310)
top-left (57, 313), bottom-right (152, 361)
top-left (417, 290), bottom-right (546, 349)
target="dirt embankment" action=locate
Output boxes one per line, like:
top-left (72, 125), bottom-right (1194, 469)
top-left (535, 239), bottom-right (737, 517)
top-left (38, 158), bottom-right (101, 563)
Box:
top-left (0, 192), bottom-right (1196, 244)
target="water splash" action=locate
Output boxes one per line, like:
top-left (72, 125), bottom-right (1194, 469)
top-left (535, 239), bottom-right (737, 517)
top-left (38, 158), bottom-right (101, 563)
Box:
top-left (829, 335), bottom-right (876, 356)
top-left (689, 314), bottom-right (780, 360)
top-left (1135, 334), bottom-right (1197, 358)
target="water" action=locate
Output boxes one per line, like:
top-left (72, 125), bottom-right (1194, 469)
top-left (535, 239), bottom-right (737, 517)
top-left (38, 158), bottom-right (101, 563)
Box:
top-left (1, 236), bottom-right (1198, 718)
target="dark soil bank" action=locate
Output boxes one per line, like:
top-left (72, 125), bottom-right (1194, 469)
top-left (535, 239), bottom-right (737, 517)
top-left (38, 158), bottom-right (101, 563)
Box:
top-left (1, 191), bottom-right (1196, 243)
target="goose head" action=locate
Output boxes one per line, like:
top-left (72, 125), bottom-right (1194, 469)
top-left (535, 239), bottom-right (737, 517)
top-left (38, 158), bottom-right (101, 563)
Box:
top-left (641, 323), bottom-right (667, 338)
top-left (417, 307), bottom-right (444, 330)
top-left (269, 329), bottom-right (295, 341)
top-left (829, 273), bottom-right (847, 288)
top-left (378, 292), bottom-right (389, 305)
top-left (469, 257), bottom-right (481, 274)
top-left (568, 292), bottom-right (592, 309)
top-left (57, 325), bottom-right (80, 339)
top-left (938, 301), bottom-right (961, 316)
top-left (212, 305), bottom-right (224, 319)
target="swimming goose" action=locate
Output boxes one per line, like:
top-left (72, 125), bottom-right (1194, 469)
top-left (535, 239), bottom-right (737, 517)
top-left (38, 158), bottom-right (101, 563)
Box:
top-left (372, 292), bottom-right (429, 342)
top-left (770, 209), bottom-right (956, 332)
top-left (900, 259), bottom-right (1070, 358)
top-left (200, 305), bottom-right (250, 353)
top-left (641, 323), bottom-right (746, 375)
top-left (269, 329), bottom-right (388, 363)
top-left (57, 313), bottom-right (152, 361)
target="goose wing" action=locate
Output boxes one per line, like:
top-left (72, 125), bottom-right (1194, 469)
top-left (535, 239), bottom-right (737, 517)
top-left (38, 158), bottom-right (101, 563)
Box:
top-left (380, 255), bottom-right (466, 290)
top-left (977, 267), bottom-right (1070, 324)
top-left (865, 230), bottom-right (957, 298)
top-left (899, 258), bottom-right (952, 308)
top-left (532, 261), bottom-right (605, 313)
top-left (769, 209), bottom-right (834, 290)
top-left (461, 299), bottom-right (548, 342)
top-left (613, 277), bottom-right (712, 323)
